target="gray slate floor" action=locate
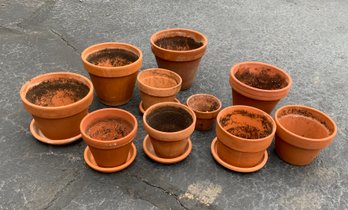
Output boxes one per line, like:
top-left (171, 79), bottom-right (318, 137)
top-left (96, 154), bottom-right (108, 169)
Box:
top-left (1, 0), bottom-right (348, 209)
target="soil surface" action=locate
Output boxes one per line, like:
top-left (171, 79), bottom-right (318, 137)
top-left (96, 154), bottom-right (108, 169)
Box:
top-left (146, 107), bottom-right (193, 132)
top-left (87, 48), bottom-right (138, 67)
top-left (87, 118), bottom-right (133, 141)
top-left (155, 36), bottom-right (203, 51)
top-left (235, 68), bottom-right (288, 90)
top-left (26, 78), bottom-right (89, 107)
top-left (188, 95), bottom-right (220, 112)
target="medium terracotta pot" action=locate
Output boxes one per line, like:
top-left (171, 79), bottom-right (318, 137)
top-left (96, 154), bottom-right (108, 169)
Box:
top-left (143, 102), bottom-right (196, 158)
top-left (229, 61), bottom-right (292, 114)
top-left (216, 105), bottom-right (276, 168)
top-left (150, 28), bottom-right (208, 90)
top-left (20, 72), bottom-right (94, 140)
top-left (137, 68), bottom-right (182, 111)
top-left (186, 94), bottom-right (222, 131)
top-left (274, 105), bottom-right (337, 166)
top-left (80, 108), bottom-right (138, 167)
top-left (81, 42), bottom-right (143, 106)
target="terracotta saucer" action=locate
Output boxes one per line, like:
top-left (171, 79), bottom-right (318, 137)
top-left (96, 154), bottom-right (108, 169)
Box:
top-left (30, 119), bottom-right (81, 145)
top-left (138, 98), bottom-right (181, 114)
top-left (211, 137), bottom-right (268, 173)
top-left (84, 143), bottom-right (137, 173)
top-left (143, 135), bottom-right (192, 164)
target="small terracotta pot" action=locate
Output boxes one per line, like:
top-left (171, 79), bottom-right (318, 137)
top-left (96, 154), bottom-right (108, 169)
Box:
top-left (80, 108), bottom-right (138, 167)
top-left (137, 68), bottom-right (182, 111)
top-left (81, 42), bottom-right (143, 106)
top-left (229, 61), bottom-right (292, 114)
top-left (143, 102), bottom-right (196, 158)
top-left (274, 105), bottom-right (337, 166)
top-left (20, 72), bottom-right (94, 140)
top-left (150, 28), bottom-right (208, 90)
top-left (186, 94), bottom-right (222, 131)
top-left (216, 105), bottom-right (276, 168)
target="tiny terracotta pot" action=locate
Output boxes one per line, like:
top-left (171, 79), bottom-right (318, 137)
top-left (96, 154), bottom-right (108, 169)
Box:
top-left (81, 42), bottom-right (143, 106)
top-left (143, 102), bottom-right (196, 158)
top-left (20, 72), bottom-right (94, 140)
top-left (186, 94), bottom-right (222, 131)
top-left (274, 105), bottom-right (337, 166)
top-left (80, 108), bottom-right (138, 167)
top-left (229, 61), bottom-right (292, 114)
top-left (137, 68), bottom-right (182, 111)
top-left (216, 105), bottom-right (276, 168)
top-left (150, 28), bottom-right (208, 90)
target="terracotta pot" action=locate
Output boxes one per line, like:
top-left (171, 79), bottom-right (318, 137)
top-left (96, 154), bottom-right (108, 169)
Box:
top-left (150, 28), bottom-right (208, 90)
top-left (274, 105), bottom-right (337, 166)
top-left (20, 72), bottom-right (94, 140)
top-left (81, 42), bottom-right (143, 106)
top-left (143, 102), bottom-right (196, 158)
top-left (80, 108), bottom-right (138, 167)
top-left (229, 61), bottom-right (292, 114)
top-left (186, 94), bottom-right (222, 131)
top-left (216, 105), bottom-right (276, 168)
top-left (137, 68), bottom-right (182, 111)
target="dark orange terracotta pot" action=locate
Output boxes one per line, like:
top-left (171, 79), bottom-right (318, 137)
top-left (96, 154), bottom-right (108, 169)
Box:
top-left (20, 72), bottom-right (94, 140)
top-left (229, 61), bottom-right (292, 114)
top-left (80, 108), bottom-right (138, 167)
top-left (186, 94), bottom-right (222, 131)
top-left (81, 42), bottom-right (143, 106)
top-left (274, 105), bottom-right (337, 166)
top-left (216, 105), bottom-right (276, 168)
top-left (150, 28), bottom-right (208, 90)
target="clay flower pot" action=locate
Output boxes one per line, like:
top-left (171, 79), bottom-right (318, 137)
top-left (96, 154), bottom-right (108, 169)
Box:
top-left (229, 61), bottom-right (292, 114)
top-left (274, 105), bottom-right (337, 166)
top-left (215, 105), bottom-right (276, 169)
top-left (80, 108), bottom-right (138, 168)
top-left (150, 28), bottom-right (208, 90)
top-left (81, 42), bottom-right (143, 106)
top-left (143, 102), bottom-right (196, 161)
top-left (137, 68), bottom-right (182, 112)
top-left (20, 72), bottom-right (93, 141)
top-left (186, 94), bottom-right (222, 131)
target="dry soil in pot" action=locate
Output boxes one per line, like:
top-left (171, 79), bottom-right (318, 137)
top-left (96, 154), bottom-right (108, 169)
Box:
top-left (87, 48), bottom-right (138, 67)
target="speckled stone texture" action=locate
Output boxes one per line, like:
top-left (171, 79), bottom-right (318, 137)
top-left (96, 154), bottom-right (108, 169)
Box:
top-left (1, 0), bottom-right (347, 209)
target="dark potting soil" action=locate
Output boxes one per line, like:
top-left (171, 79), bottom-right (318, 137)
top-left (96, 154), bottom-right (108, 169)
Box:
top-left (190, 100), bottom-right (219, 112)
top-left (26, 78), bottom-right (89, 107)
top-left (235, 68), bottom-right (288, 90)
top-left (155, 36), bottom-right (203, 51)
top-left (87, 48), bottom-right (138, 67)
top-left (87, 118), bottom-right (133, 141)
top-left (146, 107), bottom-right (193, 132)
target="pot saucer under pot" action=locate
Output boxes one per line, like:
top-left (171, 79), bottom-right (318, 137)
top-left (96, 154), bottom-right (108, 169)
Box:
top-left (142, 135), bottom-right (192, 164)
top-left (138, 98), bottom-right (181, 114)
top-left (30, 119), bottom-right (81, 145)
top-left (84, 143), bottom-right (137, 173)
top-left (211, 137), bottom-right (268, 173)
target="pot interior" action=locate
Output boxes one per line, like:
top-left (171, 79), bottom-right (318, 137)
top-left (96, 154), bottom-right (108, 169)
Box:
top-left (87, 48), bottom-right (139, 67)
top-left (155, 36), bottom-right (203, 51)
top-left (87, 117), bottom-right (133, 141)
top-left (188, 95), bottom-right (220, 113)
top-left (140, 70), bottom-right (179, 88)
top-left (26, 78), bottom-right (89, 107)
top-left (146, 106), bottom-right (193, 132)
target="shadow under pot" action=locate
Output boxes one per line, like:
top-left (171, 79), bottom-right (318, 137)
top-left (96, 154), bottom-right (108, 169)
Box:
top-left (216, 105), bottom-right (276, 168)
top-left (229, 61), bottom-right (292, 114)
top-left (150, 28), bottom-right (208, 90)
top-left (19, 72), bottom-right (94, 141)
top-left (81, 42), bottom-right (143, 106)
top-left (137, 68), bottom-right (182, 112)
top-left (143, 102), bottom-right (196, 159)
top-left (274, 105), bottom-right (337, 166)
top-left (186, 94), bottom-right (222, 131)
top-left (80, 108), bottom-right (138, 168)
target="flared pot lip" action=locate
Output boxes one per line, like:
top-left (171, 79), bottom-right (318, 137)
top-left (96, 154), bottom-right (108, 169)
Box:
top-left (216, 105), bottom-right (277, 142)
top-left (274, 105), bottom-right (337, 143)
top-left (186, 93), bottom-right (222, 116)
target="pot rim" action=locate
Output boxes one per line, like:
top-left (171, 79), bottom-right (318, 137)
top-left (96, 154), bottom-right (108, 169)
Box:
top-left (137, 68), bottom-right (182, 92)
top-left (186, 93), bottom-right (222, 115)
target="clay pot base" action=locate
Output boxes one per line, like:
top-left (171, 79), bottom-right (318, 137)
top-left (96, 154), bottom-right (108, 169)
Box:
top-left (84, 143), bottom-right (136, 173)
top-left (210, 138), bottom-right (268, 173)
top-left (142, 135), bottom-right (192, 164)
top-left (30, 119), bottom-right (81, 145)
top-left (138, 98), bottom-right (181, 114)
